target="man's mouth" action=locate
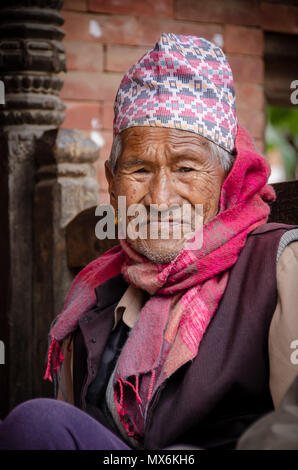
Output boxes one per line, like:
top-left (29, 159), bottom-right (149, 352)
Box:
top-left (123, 203), bottom-right (203, 240)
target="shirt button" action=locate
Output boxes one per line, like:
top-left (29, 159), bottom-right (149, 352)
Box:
top-left (90, 338), bottom-right (96, 343)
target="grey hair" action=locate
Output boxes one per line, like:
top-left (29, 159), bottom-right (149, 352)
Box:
top-left (108, 131), bottom-right (235, 174)
top-left (208, 140), bottom-right (236, 172)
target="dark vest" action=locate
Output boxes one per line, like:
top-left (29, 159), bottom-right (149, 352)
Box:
top-left (72, 223), bottom-right (297, 449)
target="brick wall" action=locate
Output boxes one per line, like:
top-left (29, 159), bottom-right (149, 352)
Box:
top-left (60, 0), bottom-right (298, 201)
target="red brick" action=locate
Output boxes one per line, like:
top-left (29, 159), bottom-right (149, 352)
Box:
top-left (175, 0), bottom-right (260, 26)
top-left (88, 0), bottom-right (174, 18)
top-left (234, 82), bottom-right (264, 111)
top-left (63, 11), bottom-right (141, 45)
top-left (65, 42), bottom-right (103, 72)
top-left (102, 100), bottom-right (114, 130)
top-left (227, 54), bottom-right (264, 84)
top-left (63, 11), bottom-right (98, 41)
top-left (63, 0), bottom-right (87, 11)
top-left (237, 108), bottom-right (265, 139)
top-left (62, 101), bottom-right (103, 131)
top-left (138, 17), bottom-right (222, 46)
top-left (105, 45), bottom-right (149, 72)
top-left (61, 71), bottom-right (123, 101)
top-left (261, 3), bottom-right (298, 34)
top-left (224, 25), bottom-right (264, 55)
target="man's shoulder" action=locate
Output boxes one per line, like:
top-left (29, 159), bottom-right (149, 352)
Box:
top-left (242, 222), bottom-right (298, 263)
top-left (247, 222), bottom-right (298, 263)
top-left (249, 222), bottom-right (298, 237)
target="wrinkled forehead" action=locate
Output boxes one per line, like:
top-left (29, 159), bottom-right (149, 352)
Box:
top-left (120, 126), bottom-right (211, 151)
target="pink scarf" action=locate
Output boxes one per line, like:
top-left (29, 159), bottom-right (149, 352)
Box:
top-left (44, 125), bottom-right (275, 440)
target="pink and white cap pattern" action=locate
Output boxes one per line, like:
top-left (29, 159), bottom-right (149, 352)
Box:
top-left (113, 33), bottom-right (237, 152)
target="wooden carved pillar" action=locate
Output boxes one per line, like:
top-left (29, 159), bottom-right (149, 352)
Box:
top-left (33, 128), bottom-right (100, 399)
top-left (0, 0), bottom-right (66, 418)
top-left (0, 1), bottom-right (100, 416)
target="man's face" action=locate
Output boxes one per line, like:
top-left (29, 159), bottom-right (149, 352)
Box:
top-left (105, 127), bottom-right (227, 264)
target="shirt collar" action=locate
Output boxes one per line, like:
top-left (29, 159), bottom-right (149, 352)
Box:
top-left (113, 284), bottom-right (144, 330)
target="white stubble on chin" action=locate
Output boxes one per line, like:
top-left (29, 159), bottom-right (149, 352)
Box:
top-left (134, 238), bottom-right (183, 264)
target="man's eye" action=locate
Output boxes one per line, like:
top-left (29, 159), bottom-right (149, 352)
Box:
top-left (134, 168), bottom-right (148, 173)
top-left (179, 167), bottom-right (194, 173)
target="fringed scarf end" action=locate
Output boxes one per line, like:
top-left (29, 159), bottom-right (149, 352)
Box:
top-left (114, 377), bottom-right (142, 440)
top-left (43, 336), bottom-right (65, 383)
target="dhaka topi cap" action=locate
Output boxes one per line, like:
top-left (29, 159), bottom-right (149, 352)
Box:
top-left (113, 33), bottom-right (237, 153)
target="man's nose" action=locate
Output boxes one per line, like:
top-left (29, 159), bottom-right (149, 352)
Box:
top-left (145, 170), bottom-right (179, 207)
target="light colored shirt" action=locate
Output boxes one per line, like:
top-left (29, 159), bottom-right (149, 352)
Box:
top-left (112, 285), bottom-right (143, 330)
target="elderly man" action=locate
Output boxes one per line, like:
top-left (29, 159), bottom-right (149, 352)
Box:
top-left (1, 33), bottom-right (298, 451)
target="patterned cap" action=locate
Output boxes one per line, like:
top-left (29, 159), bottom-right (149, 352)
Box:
top-left (113, 33), bottom-right (237, 152)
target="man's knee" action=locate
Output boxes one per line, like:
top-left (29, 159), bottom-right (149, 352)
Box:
top-left (0, 398), bottom-right (78, 449)
top-left (3, 398), bottom-right (70, 426)
top-left (0, 398), bottom-right (130, 450)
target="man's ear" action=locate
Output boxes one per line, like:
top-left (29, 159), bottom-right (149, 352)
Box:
top-left (105, 160), bottom-right (117, 209)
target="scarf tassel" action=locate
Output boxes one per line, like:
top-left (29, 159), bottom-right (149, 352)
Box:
top-left (43, 336), bottom-right (65, 383)
top-left (114, 377), bottom-right (142, 440)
